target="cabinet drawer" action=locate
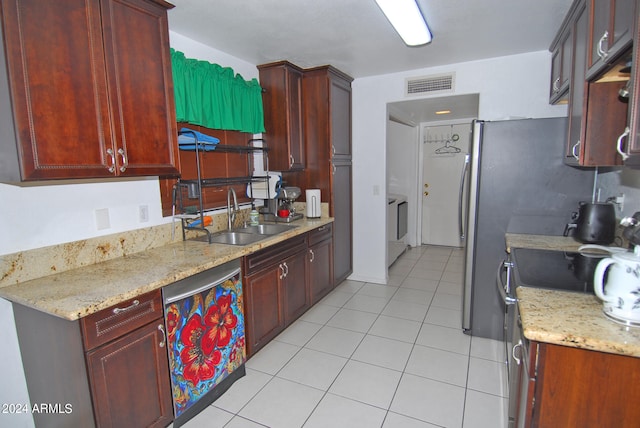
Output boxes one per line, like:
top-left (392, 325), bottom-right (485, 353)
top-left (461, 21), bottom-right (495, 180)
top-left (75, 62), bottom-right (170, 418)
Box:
top-left (80, 289), bottom-right (163, 350)
top-left (243, 235), bottom-right (307, 276)
top-left (307, 223), bottom-right (333, 246)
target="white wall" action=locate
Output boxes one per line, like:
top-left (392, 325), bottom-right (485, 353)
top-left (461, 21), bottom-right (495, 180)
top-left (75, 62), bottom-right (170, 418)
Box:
top-left (351, 50), bottom-right (568, 283)
top-left (386, 120), bottom-right (419, 248)
top-left (0, 32), bottom-right (259, 427)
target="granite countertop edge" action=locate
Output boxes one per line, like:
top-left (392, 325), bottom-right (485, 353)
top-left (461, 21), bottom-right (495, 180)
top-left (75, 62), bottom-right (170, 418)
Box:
top-left (0, 218), bottom-right (333, 321)
top-left (516, 287), bottom-right (640, 357)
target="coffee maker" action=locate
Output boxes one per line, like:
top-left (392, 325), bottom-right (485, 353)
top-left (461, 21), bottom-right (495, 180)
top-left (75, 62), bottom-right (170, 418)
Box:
top-left (262, 186), bottom-right (303, 222)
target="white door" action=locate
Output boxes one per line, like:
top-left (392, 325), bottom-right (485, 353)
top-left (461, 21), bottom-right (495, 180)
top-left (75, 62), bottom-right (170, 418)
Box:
top-left (421, 123), bottom-right (471, 247)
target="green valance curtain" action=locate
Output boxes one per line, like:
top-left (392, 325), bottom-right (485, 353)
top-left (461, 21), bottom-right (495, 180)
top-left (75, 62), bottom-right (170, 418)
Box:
top-left (170, 49), bottom-right (265, 134)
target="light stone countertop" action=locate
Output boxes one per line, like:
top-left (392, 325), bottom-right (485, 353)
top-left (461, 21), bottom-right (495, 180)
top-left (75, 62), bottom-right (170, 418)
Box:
top-left (516, 287), bottom-right (640, 357)
top-left (0, 217), bottom-right (333, 321)
top-left (508, 233), bottom-right (640, 357)
top-left (505, 233), bottom-right (584, 253)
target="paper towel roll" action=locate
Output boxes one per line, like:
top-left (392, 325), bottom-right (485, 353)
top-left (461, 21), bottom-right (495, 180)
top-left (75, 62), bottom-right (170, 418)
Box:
top-left (306, 189), bottom-right (321, 218)
top-left (246, 173), bottom-right (281, 199)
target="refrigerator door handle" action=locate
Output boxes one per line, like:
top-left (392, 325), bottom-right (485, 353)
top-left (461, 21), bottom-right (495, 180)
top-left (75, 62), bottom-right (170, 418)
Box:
top-left (496, 260), bottom-right (517, 305)
top-left (458, 153), bottom-right (471, 239)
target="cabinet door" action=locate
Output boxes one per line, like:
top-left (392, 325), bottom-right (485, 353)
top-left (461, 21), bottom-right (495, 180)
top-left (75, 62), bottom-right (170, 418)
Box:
top-left (286, 68), bottom-right (305, 170)
top-left (550, 44), bottom-right (563, 101)
top-left (100, 0), bottom-right (179, 176)
top-left (0, 0), bottom-right (115, 180)
top-left (586, 0), bottom-right (635, 79)
top-left (330, 75), bottom-right (352, 159)
top-left (308, 237), bottom-right (334, 304)
top-left (244, 266), bottom-right (285, 356)
top-left (532, 342), bottom-right (640, 427)
top-left (550, 28), bottom-right (571, 103)
top-left (566, 2), bottom-right (589, 164)
top-left (86, 320), bottom-right (173, 428)
top-left (628, 11), bottom-right (640, 160)
top-left (610, 0), bottom-right (635, 57)
top-left (259, 62), bottom-right (305, 171)
top-left (332, 161), bottom-right (353, 283)
top-left (282, 251), bottom-right (309, 324)
top-left (587, 0), bottom-right (610, 76)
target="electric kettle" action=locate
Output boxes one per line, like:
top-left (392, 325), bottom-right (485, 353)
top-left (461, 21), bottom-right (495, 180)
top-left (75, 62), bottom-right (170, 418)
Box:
top-left (593, 245), bottom-right (640, 326)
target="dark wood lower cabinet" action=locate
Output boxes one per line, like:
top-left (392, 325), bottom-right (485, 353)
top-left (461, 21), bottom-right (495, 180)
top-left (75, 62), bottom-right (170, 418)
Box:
top-left (308, 225), bottom-right (334, 304)
top-left (13, 289), bottom-right (173, 428)
top-left (243, 226), bottom-right (334, 357)
top-left (243, 265), bottom-right (285, 356)
top-left (86, 321), bottom-right (172, 428)
top-left (523, 342), bottom-right (640, 427)
top-left (282, 251), bottom-right (309, 324)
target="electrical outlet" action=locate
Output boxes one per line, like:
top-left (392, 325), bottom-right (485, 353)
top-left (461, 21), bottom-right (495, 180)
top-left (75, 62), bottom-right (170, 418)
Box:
top-left (616, 194), bottom-right (625, 212)
top-left (95, 208), bottom-right (110, 230)
top-left (139, 205), bottom-right (149, 223)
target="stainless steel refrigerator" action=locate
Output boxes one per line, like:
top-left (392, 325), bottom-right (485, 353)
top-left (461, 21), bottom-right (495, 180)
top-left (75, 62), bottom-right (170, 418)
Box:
top-left (461, 118), bottom-right (594, 339)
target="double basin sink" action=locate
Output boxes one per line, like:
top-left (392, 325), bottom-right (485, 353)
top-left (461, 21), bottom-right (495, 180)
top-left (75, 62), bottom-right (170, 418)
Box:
top-left (207, 223), bottom-right (297, 246)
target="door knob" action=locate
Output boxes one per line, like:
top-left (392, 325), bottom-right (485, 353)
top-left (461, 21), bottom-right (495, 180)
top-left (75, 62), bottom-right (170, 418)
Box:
top-left (424, 191), bottom-right (429, 196)
top-left (424, 183), bottom-right (429, 188)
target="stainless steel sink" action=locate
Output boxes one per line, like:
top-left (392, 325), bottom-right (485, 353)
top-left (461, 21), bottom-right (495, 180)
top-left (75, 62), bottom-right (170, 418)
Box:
top-left (207, 231), bottom-right (268, 246)
top-left (205, 224), bottom-right (298, 245)
top-left (234, 224), bottom-right (297, 235)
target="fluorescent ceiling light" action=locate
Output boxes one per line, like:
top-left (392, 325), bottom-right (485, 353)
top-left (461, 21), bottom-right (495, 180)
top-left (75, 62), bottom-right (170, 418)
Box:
top-left (375, 0), bottom-right (432, 46)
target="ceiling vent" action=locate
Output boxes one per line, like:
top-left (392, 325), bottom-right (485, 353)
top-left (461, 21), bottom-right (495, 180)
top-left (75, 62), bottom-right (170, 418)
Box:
top-left (406, 73), bottom-right (455, 96)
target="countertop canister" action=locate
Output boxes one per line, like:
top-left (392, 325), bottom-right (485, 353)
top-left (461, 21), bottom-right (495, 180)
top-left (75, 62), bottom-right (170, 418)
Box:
top-left (306, 189), bottom-right (321, 218)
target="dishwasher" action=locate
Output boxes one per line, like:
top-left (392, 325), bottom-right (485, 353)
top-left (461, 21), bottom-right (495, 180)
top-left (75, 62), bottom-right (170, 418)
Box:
top-left (162, 259), bottom-right (246, 427)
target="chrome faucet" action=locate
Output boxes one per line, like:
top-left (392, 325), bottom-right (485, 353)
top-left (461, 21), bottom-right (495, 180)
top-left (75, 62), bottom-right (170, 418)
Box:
top-left (227, 188), bottom-right (238, 230)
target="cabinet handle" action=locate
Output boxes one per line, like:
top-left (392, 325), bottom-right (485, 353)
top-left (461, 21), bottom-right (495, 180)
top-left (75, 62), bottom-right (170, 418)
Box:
top-left (332, 164), bottom-right (336, 175)
top-left (597, 31), bottom-right (609, 59)
top-left (112, 299), bottom-right (140, 314)
top-left (572, 140), bottom-right (580, 160)
top-left (332, 144), bottom-right (336, 156)
top-left (279, 263), bottom-right (285, 279)
top-left (158, 324), bottom-right (166, 348)
top-left (283, 262), bottom-right (289, 277)
top-left (117, 148), bottom-right (128, 172)
top-left (106, 148), bottom-right (116, 173)
top-left (289, 155), bottom-right (295, 169)
top-left (309, 249), bottom-right (315, 262)
top-left (552, 77), bottom-right (560, 92)
top-left (617, 127), bottom-right (631, 161)
top-left (317, 225), bottom-right (326, 232)
top-left (512, 340), bottom-right (523, 366)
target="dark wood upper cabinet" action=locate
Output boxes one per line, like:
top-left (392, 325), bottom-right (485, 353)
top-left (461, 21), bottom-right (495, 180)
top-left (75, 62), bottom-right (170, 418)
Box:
top-left (556, 0), bottom-right (631, 167)
top-left (549, 18), bottom-right (572, 103)
top-left (0, 0), bottom-right (179, 181)
top-left (621, 5), bottom-right (640, 164)
top-left (258, 61), bottom-right (305, 172)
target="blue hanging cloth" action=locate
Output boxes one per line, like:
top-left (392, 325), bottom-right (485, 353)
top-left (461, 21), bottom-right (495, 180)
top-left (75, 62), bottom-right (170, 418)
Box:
top-left (178, 127), bottom-right (220, 151)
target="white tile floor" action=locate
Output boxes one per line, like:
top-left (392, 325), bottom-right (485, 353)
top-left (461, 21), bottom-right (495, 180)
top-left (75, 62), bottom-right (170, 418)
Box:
top-left (181, 245), bottom-right (508, 428)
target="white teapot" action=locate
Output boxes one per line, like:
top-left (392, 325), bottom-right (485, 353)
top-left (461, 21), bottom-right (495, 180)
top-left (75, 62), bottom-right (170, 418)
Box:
top-left (593, 245), bottom-right (640, 326)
